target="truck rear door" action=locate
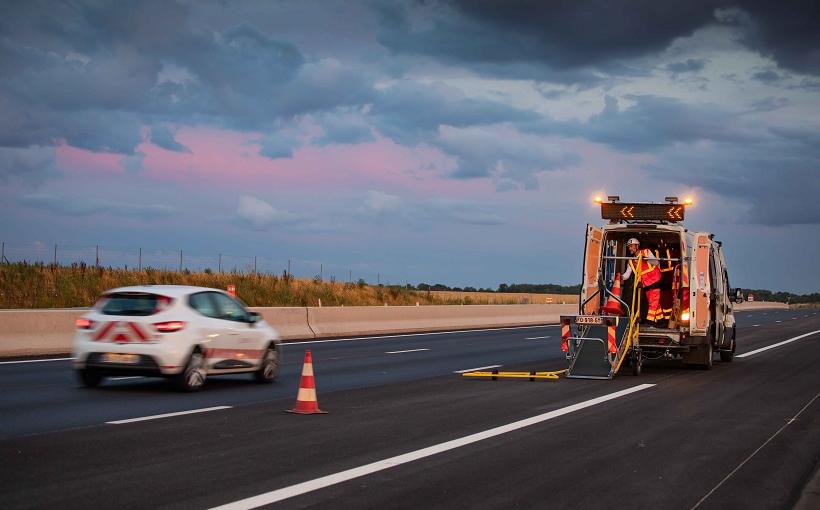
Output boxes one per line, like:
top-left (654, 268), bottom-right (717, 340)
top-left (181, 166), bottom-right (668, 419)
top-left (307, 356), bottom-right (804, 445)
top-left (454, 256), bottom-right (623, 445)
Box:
top-left (580, 224), bottom-right (603, 315)
top-left (690, 233), bottom-right (711, 336)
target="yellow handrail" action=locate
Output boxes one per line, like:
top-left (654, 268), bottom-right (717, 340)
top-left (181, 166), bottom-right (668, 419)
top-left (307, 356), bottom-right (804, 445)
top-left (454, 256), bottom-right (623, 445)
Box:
top-left (612, 254), bottom-right (643, 374)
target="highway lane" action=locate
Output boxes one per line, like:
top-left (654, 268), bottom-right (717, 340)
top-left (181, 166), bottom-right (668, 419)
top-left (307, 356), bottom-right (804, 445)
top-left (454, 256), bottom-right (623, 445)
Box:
top-left (0, 309), bottom-right (818, 509)
top-left (0, 324), bottom-right (563, 438)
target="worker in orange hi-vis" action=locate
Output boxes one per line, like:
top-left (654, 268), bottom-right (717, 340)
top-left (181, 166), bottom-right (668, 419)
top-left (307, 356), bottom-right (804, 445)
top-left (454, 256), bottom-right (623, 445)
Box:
top-left (622, 238), bottom-right (663, 326)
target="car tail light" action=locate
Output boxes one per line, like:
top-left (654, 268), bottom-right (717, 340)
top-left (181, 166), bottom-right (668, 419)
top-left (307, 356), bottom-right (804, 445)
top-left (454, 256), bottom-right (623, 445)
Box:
top-left (76, 318), bottom-right (95, 329)
top-left (154, 321), bottom-right (186, 333)
top-left (153, 295), bottom-right (174, 314)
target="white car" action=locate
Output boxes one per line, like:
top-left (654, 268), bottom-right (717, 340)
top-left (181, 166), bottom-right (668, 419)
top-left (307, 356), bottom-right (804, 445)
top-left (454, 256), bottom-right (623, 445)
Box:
top-left (72, 285), bottom-right (282, 391)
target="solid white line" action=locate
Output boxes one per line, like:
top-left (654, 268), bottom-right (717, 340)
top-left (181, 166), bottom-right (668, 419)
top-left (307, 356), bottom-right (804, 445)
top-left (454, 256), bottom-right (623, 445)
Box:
top-left (288, 324), bottom-right (559, 346)
top-left (208, 384), bottom-right (656, 510)
top-left (109, 376), bottom-right (144, 381)
top-left (736, 329), bottom-right (820, 358)
top-left (385, 348), bottom-right (429, 354)
top-left (106, 406), bottom-right (232, 425)
top-left (453, 365), bottom-right (502, 374)
top-left (0, 357), bottom-right (74, 365)
top-left (525, 336), bottom-right (551, 340)
top-left (690, 390), bottom-right (820, 509)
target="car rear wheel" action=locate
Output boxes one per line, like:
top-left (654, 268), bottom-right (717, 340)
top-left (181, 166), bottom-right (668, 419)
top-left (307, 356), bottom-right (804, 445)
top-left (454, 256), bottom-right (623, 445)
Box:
top-left (174, 351), bottom-right (206, 391)
top-left (77, 368), bottom-right (104, 388)
top-left (254, 345), bottom-right (280, 383)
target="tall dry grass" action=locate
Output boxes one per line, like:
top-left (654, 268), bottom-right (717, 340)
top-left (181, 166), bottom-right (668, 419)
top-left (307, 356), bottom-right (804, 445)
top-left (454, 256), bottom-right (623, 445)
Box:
top-left (1, 262), bottom-right (574, 309)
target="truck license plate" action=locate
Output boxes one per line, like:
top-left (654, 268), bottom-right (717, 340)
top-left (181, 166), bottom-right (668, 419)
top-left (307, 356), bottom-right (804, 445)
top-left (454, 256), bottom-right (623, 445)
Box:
top-left (102, 353), bottom-right (139, 364)
top-left (575, 316), bottom-right (604, 325)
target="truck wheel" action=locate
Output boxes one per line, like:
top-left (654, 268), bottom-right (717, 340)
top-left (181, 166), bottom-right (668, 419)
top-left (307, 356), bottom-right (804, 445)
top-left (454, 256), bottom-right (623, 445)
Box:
top-left (254, 344), bottom-right (280, 383)
top-left (702, 342), bottom-right (713, 370)
top-left (631, 351), bottom-right (642, 376)
top-left (77, 368), bottom-right (104, 388)
top-left (174, 350), bottom-right (206, 391)
top-left (720, 329), bottom-right (736, 363)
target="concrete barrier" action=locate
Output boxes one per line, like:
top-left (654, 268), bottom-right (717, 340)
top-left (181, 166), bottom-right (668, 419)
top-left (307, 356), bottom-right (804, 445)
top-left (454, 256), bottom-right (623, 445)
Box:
top-left (734, 301), bottom-right (790, 311)
top-left (250, 307), bottom-right (313, 341)
top-left (0, 301), bottom-right (790, 357)
top-left (307, 304), bottom-right (577, 338)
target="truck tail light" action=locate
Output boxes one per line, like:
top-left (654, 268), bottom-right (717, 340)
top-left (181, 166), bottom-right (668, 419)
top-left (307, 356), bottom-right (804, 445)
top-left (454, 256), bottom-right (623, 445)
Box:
top-left (153, 321), bottom-right (186, 333)
top-left (681, 309), bottom-right (690, 322)
top-left (76, 318), bottom-right (95, 329)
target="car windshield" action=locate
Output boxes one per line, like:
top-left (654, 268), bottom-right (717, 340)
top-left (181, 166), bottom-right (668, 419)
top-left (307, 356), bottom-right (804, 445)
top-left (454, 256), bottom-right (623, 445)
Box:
top-left (99, 293), bottom-right (170, 316)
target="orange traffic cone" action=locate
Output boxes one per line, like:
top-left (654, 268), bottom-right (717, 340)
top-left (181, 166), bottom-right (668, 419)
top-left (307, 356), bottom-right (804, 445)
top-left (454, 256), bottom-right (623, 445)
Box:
top-left (286, 349), bottom-right (327, 414)
top-left (602, 274), bottom-right (624, 316)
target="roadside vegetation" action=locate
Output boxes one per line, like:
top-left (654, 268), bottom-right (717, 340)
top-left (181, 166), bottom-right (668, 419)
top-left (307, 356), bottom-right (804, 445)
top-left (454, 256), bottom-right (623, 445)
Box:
top-left (0, 262), bottom-right (575, 309)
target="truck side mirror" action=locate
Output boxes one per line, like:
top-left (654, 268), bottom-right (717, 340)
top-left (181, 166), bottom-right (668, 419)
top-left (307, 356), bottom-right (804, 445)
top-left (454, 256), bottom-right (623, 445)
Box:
top-left (732, 288), bottom-right (744, 304)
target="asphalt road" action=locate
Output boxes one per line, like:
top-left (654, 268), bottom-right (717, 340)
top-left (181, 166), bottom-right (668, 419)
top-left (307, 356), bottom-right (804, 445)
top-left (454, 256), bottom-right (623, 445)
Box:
top-left (1, 308), bottom-right (818, 509)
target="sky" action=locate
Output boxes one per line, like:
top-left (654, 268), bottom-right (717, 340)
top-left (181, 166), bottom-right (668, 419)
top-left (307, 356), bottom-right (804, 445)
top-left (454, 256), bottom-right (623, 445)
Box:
top-left (1, 0), bottom-right (819, 293)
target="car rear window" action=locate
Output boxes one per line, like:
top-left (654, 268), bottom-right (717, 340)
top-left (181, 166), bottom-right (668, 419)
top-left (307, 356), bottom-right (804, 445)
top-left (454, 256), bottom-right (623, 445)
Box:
top-left (98, 293), bottom-right (171, 316)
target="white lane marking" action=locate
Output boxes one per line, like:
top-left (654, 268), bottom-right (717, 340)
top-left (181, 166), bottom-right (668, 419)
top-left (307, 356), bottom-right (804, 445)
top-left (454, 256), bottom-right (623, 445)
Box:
top-left (208, 384), bottom-right (656, 510)
top-left (690, 390), bottom-right (820, 510)
top-left (776, 320), bottom-right (782, 323)
top-left (804, 315), bottom-right (810, 318)
top-left (792, 317), bottom-right (798, 320)
top-left (109, 376), bottom-right (144, 381)
top-left (736, 329), bottom-right (820, 358)
top-left (385, 349), bottom-right (429, 354)
top-left (106, 406), bottom-right (232, 425)
top-left (753, 324), bottom-right (760, 327)
top-left (0, 357), bottom-right (74, 365)
top-left (289, 324), bottom-right (559, 346)
top-left (525, 336), bottom-right (551, 340)
top-left (453, 365), bottom-right (502, 374)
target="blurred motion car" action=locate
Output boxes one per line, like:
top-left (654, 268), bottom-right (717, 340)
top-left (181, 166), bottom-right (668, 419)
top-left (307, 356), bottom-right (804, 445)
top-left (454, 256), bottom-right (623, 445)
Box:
top-left (72, 285), bottom-right (282, 391)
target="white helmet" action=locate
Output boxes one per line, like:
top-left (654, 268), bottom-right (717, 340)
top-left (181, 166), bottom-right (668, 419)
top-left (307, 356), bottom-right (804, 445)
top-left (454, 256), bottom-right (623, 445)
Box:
top-left (627, 238), bottom-right (640, 246)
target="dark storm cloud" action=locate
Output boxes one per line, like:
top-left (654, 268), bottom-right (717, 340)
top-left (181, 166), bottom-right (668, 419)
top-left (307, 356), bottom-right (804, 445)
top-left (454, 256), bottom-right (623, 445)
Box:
top-left (378, 1), bottom-right (820, 80)
top-left (525, 95), bottom-right (763, 153)
top-left (370, 81), bottom-right (538, 145)
top-left (149, 126), bottom-right (191, 153)
top-left (376, 1), bottom-right (718, 81)
top-left (665, 59), bottom-right (708, 74)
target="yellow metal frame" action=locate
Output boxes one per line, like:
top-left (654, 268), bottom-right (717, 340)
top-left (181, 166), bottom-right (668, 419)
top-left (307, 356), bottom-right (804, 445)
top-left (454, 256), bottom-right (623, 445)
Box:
top-left (612, 256), bottom-right (642, 374)
top-left (462, 369), bottom-right (567, 381)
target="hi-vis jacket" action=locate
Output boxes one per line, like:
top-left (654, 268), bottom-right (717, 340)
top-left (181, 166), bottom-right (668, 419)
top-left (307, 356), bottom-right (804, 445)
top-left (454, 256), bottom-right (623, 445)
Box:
top-left (623, 249), bottom-right (662, 287)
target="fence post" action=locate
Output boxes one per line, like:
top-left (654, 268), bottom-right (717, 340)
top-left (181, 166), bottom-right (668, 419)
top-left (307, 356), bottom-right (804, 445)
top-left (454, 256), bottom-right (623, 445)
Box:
top-left (219, 253), bottom-right (222, 273)
top-left (320, 263), bottom-right (323, 282)
top-left (54, 244), bottom-right (57, 266)
top-left (254, 256), bottom-right (257, 274)
top-left (138, 247), bottom-right (142, 271)
top-left (179, 250), bottom-right (183, 272)
top-left (95, 244), bottom-right (99, 269)
top-left (288, 259), bottom-right (291, 278)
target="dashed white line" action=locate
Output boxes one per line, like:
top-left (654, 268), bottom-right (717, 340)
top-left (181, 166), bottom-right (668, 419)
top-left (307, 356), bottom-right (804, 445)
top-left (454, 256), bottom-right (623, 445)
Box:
top-left (208, 384), bottom-right (656, 510)
top-left (736, 329), bottom-right (820, 358)
top-left (525, 336), bottom-right (551, 340)
top-left (107, 406), bottom-right (232, 425)
top-left (776, 320), bottom-right (782, 323)
top-left (753, 324), bottom-right (760, 327)
top-left (290, 324), bottom-right (559, 345)
top-left (453, 365), bottom-right (502, 374)
top-left (0, 357), bottom-right (73, 365)
top-left (385, 348), bottom-right (429, 354)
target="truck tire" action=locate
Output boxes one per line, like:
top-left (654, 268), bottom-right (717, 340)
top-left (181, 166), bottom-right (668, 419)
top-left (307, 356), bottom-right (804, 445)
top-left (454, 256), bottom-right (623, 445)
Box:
top-left (701, 341), bottom-right (713, 370)
top-left (720, 327), bottom-right (736, 363)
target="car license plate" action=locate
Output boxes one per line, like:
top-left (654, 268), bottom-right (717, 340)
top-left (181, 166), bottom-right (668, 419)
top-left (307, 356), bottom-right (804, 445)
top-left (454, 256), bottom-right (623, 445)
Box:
top-left (102, 353), bottom-right (139, 364)
top-left (575, 315), bottom-right (604, 325)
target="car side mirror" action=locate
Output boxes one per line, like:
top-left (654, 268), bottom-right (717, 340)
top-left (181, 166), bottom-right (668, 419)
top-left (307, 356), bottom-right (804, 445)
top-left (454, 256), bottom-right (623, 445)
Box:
top-left (248, 311), bottom-right (262, 325)
top-left (732, 288), bottom-right (744, 304)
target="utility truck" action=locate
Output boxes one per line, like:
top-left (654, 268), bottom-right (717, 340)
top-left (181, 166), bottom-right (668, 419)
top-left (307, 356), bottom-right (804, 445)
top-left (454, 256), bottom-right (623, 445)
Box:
top-left (561, 196), bottom-right (744, 379)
